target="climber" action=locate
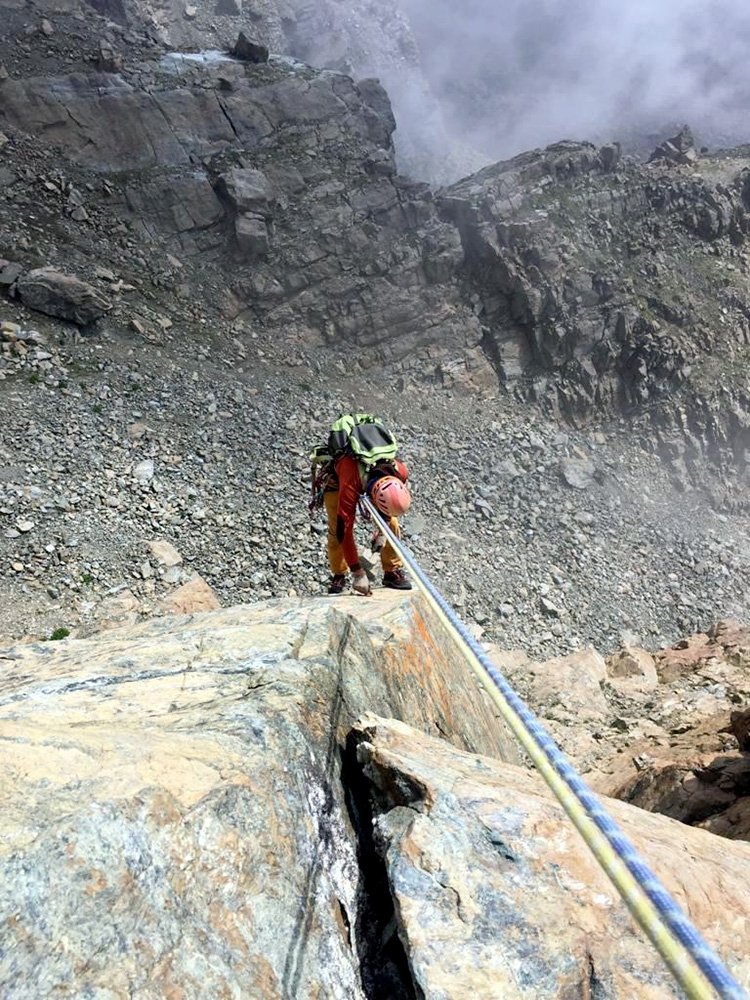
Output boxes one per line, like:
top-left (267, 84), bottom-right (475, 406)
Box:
top-left (324, 454), bottom-right (413, 595)
top-left (310, 414), bottom-right (414, 596)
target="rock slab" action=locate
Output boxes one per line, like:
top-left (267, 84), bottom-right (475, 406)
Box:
top-left (354, 715), bottom-right (750, 999)
top-left (0, 593), bottom-right (517, 998)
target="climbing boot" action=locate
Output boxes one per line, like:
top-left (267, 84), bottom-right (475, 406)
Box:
top-left (328, 573), bottom-right (347, 595)
top-left (382, 568), bottom-right (412, 591)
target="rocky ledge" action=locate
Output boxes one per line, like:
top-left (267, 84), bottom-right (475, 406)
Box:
top-left (1, 592), bottom-right (748, 997)
top-left (493, 619), bottom-right (750, 842)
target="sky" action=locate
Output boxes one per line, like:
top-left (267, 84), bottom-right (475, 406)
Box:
top-left (393, 0), bottom-right (750, 172)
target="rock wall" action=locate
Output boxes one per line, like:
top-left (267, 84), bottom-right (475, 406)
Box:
top-left (0, 34), bottom-right (492, 388)
top-left (437, 135), bottom-right (750, 479)
top-left (440, 139), bottom-right (749, 406)
top-left (85, 0), bottom-right (478, 183)
top-left (0, 0), bottom-right (486, 186)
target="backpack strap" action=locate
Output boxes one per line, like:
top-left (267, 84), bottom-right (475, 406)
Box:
top-left (328, 414), bottom-right (357, 457)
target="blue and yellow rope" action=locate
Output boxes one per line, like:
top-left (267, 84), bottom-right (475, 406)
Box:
top-left (363, 497), bottom-right (747, 1000)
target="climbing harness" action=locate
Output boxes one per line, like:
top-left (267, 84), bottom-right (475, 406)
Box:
top-left (362, 496), bottom-right (747, 1000)
top-left (309, 462), bottom-right (333, 517)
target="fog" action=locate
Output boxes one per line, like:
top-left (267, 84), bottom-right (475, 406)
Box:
top-left (387, 0), bottom-right (750, 179)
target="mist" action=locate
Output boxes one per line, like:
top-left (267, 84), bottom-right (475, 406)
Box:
top-left (383, 0), bottom-right (750, 180)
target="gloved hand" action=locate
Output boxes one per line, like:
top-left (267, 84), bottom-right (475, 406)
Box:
top-left (352, 568), bottom-right (372, 597)
top-left (370, 530), bottom-right (384, 553)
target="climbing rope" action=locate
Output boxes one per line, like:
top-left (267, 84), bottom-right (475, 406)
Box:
top-left (362, 497), bottom-right (747, 1000)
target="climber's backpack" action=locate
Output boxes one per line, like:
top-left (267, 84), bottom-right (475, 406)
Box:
top-left (308, 413), bottom-right (399, 513)
top-left (327, 413), bottom-right (399, 466)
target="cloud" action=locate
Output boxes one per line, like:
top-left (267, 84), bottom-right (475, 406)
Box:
top-left (391, 0), bottom-right (750, 175)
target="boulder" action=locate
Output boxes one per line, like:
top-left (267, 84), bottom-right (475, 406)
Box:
top-left (218, 167), bottom-right (272, 215)
top-left (217, 168), bottom-right (273, 257)
top-left (0, 594), bottom-right (517, 998)
top-left (132, 458), bottom-right (154, 482)
top-left (235, 213), bottom-right (269, 257)
top-left (96, 41), bottom-right (122, 73)
top-left (148, 538), bottom-right (183, 567)
top-left (15, 267), bottom-right (111, 326)
top-left (0, 259), bottom-right (23, 287)
top-left (559, 457), bottom-right (596, 490)
top-left (354, 715), bottom-right (750, 998)
top-left (649, 125), bottom-right (698, 166)
top-left (598, 141), bottom-right (621, 171)
top-left (231, 31), bottom-right (269, 63)
top-left (525, 646), bottom-right (609, 722)
top-left (159, 572), bottom-right (221, 614)
top-left (606, 644), bottom-right (659, 692)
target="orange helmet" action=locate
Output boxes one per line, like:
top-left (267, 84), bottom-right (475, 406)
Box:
top-left (371, 476), bottom-right (411, 517)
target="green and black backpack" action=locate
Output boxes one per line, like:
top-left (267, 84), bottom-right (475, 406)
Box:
top-left (328, 413), bottom-right (398, 465)
top-left (309, 414), bottom-right (399, 512)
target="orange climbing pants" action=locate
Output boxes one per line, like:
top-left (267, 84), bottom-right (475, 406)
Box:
top-left (324, 490), bottom-right (402, 575)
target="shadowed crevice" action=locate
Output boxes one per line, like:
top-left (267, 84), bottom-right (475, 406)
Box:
top-left (341, 732), bottom-right (422, 1000)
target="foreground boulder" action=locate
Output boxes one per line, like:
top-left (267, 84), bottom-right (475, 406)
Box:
top-left (2, 592), bottom-right (749, 997)
top-left (0, 593), bottom-right (516, 998)
top-left (353, 715), bottom-right (750, 998)
top-left (15, 267), bottom-right (111, 326)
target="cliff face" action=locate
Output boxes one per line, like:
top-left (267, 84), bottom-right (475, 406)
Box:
top-left (58, 0), bottom-right (478, 182)
top-left (0, 17), bottom-right (493, 389)
top-left (4, 21), bottom-right (750, 456)
top-left (439, 137), bottom-right (750, 480)
top-left (2, 594), bottom-right (749, 998)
